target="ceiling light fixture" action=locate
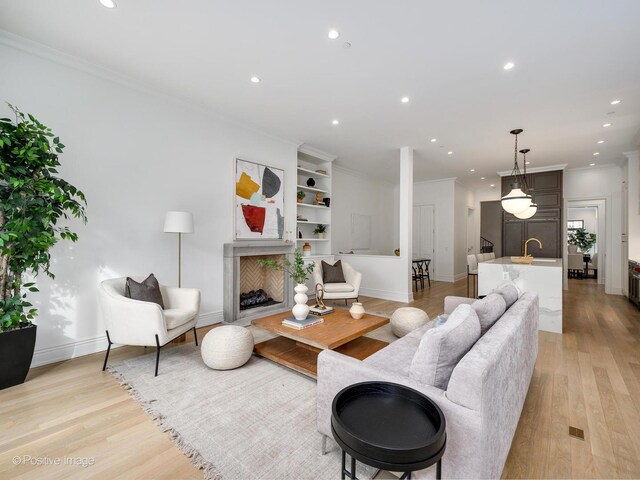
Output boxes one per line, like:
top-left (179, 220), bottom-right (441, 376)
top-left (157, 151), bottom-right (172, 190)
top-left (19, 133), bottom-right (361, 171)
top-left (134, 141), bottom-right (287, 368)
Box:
top-left (490, 184), bottom-right (496, 188)
top-left (99, 0), bottom-right (116, 8)
top-left (501, 129), bottom-right (532, 215)
top-left (603, 123), bottom-right (612, 127)
top-left (503, 62), bottom-right (515, 70)
top-left (513, 148), bottom-right (537, 219)
top-left (590, 163), bottom-right (596, 166)
top-left (597, 140), bottom-right (604, 144)
top-left (430, 138), bottom-right (437, 143)
top-left (332, 119), bottom-right (339, 125)
top-left (593, 152), bottom-right (599, 156)
top-left (447, 151), bottom-right (453, 155)
top-left (610, 99), bottom-right (621, 105)
top-left (481, 177), bottom-right (486, 180)
top-left (401, 96), bottom-right (410, 103)
top-left (470, 169), bottom-right (475, 172)
top-left (328, 30), bottom-right (340, 40)
top-left (250, 76), bottom-right (261, 83)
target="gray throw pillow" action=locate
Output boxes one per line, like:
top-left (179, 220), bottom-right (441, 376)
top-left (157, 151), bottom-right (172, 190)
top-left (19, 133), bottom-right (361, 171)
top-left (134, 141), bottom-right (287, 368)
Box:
top-left (472, 293), bottom-right (506, 335)
top-left (492, 283), bottom-right (519, 309)
top-left (125, 274), bottom-right (165, 309)
top-left (322, 260), bottom-right (346, 284)
top-left (409, 304), bottom-right (481, 389)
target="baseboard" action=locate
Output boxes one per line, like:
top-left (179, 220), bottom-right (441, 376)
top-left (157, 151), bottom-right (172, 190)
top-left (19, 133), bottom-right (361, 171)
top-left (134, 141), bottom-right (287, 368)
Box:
top-left (359, 287), bottom-right (412, 303)
top-left (453, 272), bottom-right (467, 282)
top-left (30, 310), bottom-right (223, 368)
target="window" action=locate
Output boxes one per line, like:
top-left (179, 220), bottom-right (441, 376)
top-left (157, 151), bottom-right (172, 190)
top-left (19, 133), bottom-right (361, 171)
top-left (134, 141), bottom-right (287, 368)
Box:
top-left (567, 220), bottom-right (583, 231)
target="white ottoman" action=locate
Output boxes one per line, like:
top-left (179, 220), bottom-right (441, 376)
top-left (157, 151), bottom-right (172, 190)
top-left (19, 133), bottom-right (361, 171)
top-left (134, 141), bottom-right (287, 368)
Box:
top-left (201, 325), bottom-right (254, 370)
top-left (390, 307), bottom-right (429, 337)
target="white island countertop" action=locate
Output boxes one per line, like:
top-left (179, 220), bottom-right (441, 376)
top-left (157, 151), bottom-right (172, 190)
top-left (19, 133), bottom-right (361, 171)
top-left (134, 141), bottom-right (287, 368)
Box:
top-left (479, 256), bottom-right (563, 334)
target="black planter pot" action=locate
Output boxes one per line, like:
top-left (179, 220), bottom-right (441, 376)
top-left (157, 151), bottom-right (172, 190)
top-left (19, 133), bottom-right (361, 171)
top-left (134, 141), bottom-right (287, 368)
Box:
top-left (0, 324), bottom-right (37, 390)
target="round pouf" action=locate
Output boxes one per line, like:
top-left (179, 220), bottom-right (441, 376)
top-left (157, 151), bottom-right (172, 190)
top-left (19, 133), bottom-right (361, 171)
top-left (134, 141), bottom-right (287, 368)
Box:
top-left (201, 326), bottom-right (254, 370)
top-left (390, 307), bottom-right (429, 337)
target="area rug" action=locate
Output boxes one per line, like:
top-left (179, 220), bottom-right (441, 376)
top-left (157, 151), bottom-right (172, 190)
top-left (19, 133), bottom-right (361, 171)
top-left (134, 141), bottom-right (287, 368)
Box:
top-left (108, 325), bottom-right (397, 480)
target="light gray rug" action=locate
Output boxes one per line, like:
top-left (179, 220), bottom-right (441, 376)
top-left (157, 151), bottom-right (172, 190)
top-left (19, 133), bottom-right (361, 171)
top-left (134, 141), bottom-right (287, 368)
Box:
top-left (108, 324), bottom-right (397, 480)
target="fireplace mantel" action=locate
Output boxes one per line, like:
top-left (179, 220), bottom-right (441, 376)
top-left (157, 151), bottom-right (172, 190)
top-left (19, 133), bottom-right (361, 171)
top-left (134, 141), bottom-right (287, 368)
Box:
top-left (223, 242), bottom-right (295, 325)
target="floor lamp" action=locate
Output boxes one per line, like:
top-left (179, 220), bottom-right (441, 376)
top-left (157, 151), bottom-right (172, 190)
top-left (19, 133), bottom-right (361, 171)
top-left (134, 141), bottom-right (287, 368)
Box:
top-left (163, 211), bottom-right (194, 288)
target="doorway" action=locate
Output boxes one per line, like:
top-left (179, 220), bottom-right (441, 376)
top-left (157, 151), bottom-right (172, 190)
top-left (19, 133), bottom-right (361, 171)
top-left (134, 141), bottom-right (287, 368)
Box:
top-left (413, 204), bottom-right (435, 278)
top-left (565, 199), bottom-right (606, 289)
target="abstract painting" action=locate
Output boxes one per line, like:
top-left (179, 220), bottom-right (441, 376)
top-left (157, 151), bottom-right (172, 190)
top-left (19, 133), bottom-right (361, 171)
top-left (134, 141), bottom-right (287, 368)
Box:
top-left (235, 158), bottom-right (284, 239)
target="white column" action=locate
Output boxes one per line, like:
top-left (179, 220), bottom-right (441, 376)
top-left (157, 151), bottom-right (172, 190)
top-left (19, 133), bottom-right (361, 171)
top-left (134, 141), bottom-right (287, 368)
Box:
top-left (625, 151), bottom-right (640, 261)
top-left (399, 147), bottom-right (414, 302)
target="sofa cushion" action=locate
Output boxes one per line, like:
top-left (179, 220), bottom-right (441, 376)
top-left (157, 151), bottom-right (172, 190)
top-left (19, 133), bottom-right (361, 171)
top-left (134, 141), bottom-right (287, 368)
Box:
top-left (322, 282), bottom-right (354, 293)
top-left (322, 260), bottom-right (346, 284)
top-left (364, 335), bottom-right (420, 377)
top-left (406, 320), bottom-right (436, 339)
top-left (164, 308), bottom-right (197, 329)
top-left (125, 274), bottom-right (165, 309)
top-left (493, 283), bottom-right (520, 309)
top-left (409, 304), bottom-right (481, 389)
top-left (472, 293), bottom-right (506, 335)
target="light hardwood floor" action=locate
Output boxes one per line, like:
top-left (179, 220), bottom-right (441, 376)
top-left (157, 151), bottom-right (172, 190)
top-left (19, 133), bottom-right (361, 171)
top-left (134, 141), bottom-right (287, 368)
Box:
top-left (1, 278), bottom-right (639, 479)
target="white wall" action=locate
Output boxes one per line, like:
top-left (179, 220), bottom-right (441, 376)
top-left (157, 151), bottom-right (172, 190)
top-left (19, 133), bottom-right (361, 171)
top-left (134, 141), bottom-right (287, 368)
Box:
top-left (331, 166), bottom-right (396, 255)
top-left (626, 152), bottom-right (640, 261)
top-left (0, 40), bottom-right (298, 366)
top-left (413, 178), bottom-right (456, 281)
top-left (564, 165), bottom-right (624, 295)
top-left (453, 181), bottom-right (473, 280)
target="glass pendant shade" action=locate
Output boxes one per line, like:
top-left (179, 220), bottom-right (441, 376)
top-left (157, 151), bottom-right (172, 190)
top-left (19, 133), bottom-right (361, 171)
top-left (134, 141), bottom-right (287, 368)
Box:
top-left (501, 187), bottom-right (532, 214)
top-left (514, 202), bottom-right (538, 219)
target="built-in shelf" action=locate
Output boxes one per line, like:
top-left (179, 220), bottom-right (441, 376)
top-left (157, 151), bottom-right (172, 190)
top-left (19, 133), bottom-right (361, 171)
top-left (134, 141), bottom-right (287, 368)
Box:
top-left (297, 220), bottom-right (330, 225)
top-left (297, 238), bottom-right (329, 242)
top-left (297, 203), bottom-right (330, 209)
top-left (297, 184), bottom-right (330, 194)
top-left (297, 166), bottom-right (330, 178)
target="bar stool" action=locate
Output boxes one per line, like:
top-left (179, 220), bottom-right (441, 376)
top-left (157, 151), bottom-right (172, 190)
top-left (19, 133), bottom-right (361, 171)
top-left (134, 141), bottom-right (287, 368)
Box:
top-left (467, 254), bottom-right (478, 298)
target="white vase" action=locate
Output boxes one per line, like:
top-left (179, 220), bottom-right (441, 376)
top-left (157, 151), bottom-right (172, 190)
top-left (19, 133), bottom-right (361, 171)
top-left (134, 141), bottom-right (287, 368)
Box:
top-left (349, 302), bottom-right (365, 320)
top-left (317, 233), bottom-right (324, 240)
top-left (292, 284), bottom-right (310, 320)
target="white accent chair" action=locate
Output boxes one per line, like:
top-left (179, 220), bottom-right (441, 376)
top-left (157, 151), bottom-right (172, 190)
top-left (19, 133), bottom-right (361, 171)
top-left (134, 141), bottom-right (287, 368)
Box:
top-left (312, 260), bottom-right (362, 305)
top-left (98, 277), bottom-right (201, 376)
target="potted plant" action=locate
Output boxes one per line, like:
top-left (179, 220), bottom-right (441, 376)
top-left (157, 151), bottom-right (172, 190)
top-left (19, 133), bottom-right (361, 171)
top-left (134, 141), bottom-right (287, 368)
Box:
top-left (257, 249), bottom-right (314, 320)
top-left (568, 228), bottom-right (596, 254)
top-left (313, 224), bottom-right (327, 239)
top-left (297, 190), bottom-right (306, 203)
top-left (0, 105), bottom-right (87, 390)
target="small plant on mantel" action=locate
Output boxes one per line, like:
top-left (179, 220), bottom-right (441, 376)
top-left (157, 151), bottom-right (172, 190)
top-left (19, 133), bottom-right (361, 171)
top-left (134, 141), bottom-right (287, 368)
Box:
top-left (0, 104), bottom-right (87, 389)
top-left (257, 249), bottom-right (314, 285)
top-left (313, 224), bottom-right (327, 239)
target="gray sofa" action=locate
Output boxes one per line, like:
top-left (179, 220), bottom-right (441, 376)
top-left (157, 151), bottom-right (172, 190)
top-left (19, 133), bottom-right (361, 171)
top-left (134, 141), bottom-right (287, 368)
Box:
top-left (317, 288), bottom-right (539, 479)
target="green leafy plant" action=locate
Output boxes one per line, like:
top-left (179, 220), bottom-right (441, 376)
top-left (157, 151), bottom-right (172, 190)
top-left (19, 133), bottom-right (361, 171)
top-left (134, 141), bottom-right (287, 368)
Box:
top-left (257, 249), bottom-right (314, 285)
top-left (297, 190), bottom-right (306, 201)
top-left (313, 224), bottom-right (327, 235)
top-left (568, 228), bottom-right (596, 253)
top-left (0, 104), bottom-right (87, 332)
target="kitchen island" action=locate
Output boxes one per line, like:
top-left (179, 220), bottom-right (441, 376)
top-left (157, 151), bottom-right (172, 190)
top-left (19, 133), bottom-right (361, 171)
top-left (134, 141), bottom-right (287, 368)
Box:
top-left (478, 256), bottom-right (563, 334)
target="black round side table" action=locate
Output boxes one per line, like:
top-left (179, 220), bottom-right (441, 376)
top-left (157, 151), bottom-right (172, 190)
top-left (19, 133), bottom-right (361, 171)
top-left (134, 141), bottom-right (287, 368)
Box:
top-left (331, 382), bottom-right (446, 480)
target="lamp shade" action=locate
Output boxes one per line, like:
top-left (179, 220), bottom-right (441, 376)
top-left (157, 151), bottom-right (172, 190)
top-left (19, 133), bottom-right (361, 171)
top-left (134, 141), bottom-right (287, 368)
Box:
top-left (163, 211), bottom-right (194, 233)
top-left (501, 188), bottom-right (532, 215)
top-left (514, 203), bottom-right (538, 219)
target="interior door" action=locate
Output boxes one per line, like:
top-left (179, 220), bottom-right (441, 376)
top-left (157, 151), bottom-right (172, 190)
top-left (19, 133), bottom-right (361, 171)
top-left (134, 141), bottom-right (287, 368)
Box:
top-left (413, 205), bottom-right (435, 277)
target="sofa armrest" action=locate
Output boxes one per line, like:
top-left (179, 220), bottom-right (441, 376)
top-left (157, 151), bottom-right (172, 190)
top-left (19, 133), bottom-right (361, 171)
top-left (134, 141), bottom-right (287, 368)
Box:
top-left (160, 286), bottom-right (201, 311)
top-left (99, 291), bottom-right (166, 346)
top-left (444, 296), bottom-right (475, 315)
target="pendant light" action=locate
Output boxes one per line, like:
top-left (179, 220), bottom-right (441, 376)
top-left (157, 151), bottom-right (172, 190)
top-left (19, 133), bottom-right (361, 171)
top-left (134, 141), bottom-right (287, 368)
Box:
top-left (501, 129), bottom-right (532, 215)
top-left (514, 148), bottom-right (538, 219)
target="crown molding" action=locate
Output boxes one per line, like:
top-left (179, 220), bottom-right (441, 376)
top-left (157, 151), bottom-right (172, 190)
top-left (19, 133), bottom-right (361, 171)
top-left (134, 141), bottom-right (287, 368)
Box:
top-left (297, 144), bottom-right (337, 162)
top-left (497, 163), bottom-right (568, 176)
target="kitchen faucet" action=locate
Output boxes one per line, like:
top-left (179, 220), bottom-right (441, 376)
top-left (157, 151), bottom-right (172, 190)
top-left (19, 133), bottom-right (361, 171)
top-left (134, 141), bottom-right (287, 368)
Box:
top-left (524, 238), bottom-right (542, 258)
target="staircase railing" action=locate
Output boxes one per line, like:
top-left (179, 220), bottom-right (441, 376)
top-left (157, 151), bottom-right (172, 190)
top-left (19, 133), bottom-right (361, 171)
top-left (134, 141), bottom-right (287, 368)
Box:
top-left (480, 236), bottom-right (494, 253)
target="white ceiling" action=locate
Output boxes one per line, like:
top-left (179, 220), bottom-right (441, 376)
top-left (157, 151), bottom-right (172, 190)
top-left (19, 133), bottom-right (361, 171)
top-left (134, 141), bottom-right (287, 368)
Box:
top-left (1, 0), bottom-right (639, 187)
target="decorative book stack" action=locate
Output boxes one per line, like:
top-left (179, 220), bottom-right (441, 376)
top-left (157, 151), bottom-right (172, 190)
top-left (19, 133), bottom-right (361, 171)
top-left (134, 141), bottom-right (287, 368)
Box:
top-left (309, 305), bottom-right (334, 316)
top-left (282, 316), bottom-right (323, 330)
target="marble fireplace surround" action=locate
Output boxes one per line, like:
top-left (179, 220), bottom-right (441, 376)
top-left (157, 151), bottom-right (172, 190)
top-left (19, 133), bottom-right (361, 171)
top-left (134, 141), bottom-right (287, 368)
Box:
top-left (223, 241), bottom-right (295, 325)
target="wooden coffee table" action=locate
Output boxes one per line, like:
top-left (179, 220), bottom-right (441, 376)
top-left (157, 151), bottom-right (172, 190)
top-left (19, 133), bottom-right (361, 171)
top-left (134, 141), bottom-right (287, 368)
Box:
top-left (251, 309), bottom-right (389, 378)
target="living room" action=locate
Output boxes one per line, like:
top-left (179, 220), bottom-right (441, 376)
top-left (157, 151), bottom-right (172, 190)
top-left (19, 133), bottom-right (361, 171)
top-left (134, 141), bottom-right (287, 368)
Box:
top-left (1, 1), bottom-right (640, 479)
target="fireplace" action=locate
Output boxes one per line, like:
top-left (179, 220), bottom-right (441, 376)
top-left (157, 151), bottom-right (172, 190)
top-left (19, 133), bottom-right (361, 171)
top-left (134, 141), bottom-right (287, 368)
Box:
top-left (224, 242), bottom-right (294, 324)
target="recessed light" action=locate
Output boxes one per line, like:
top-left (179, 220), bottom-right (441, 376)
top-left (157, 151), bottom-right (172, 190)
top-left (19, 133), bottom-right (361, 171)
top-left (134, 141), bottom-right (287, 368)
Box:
top-left (503, 62), bottom-right (515, 70)
top-left (611, 99), bottom-right (621, 105)
top-left (490, 184), bottom-right (496, 188)
top-left (593, 152), bottom-right (600, 156)
top-left (99, 0), bottom-right (116, 8)
top-left (332, 119), bottom-right (339, 125)
top-left (470, 169), bottom-right (475, 172)
top-left (597, 140), bottom-right (604, 144)
top-left (603, 123), bottom-right (612, 127)
top-left (401, 96), bottom-right (410, 103)
top-left (481, 177), bottom-right (486, 180)
top-left (525, 161), bottom-right (531, 165)
top-left (430, 138), bottom-right (437, 143)
top-left (590, 163), bottom-right (596, 166)
top-left (328, 30), bottom-right (340, 40)
top-left (447, 151), bottom-right (453, 155)
top-left (250, 76), bottom-right (261, 83)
